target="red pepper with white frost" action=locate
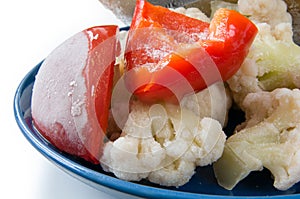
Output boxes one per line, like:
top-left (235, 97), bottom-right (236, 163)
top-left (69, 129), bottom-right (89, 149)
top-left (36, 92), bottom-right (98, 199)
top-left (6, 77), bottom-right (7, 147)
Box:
top-left (124, 0), bottom-right (258, 103)
top-left (32, 26), bottom-right (118, 164)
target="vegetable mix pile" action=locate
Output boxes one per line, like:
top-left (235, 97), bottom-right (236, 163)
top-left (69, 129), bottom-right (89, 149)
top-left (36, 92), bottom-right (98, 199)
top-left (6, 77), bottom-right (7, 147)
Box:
top-left (31, 0), bottom-right (300, 192)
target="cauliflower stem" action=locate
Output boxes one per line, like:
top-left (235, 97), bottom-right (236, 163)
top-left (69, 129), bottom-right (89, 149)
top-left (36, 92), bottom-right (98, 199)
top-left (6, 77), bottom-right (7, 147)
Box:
top-left (252, 28), bottom-right (300, 91)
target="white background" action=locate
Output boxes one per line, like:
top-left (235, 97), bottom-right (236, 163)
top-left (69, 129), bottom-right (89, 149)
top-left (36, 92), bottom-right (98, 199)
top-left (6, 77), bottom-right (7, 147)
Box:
top-left (0, 0), bottom-right (142, 198)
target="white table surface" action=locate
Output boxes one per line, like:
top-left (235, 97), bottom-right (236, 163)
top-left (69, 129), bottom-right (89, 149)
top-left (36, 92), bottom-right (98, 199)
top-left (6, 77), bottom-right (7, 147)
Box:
top-left (0, 0), bottom-right (143, 198)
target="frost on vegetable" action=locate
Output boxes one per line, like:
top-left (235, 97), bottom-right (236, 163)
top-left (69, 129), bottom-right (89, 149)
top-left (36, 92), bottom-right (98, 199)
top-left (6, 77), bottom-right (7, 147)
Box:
top-left (101, 101), bottom-right (226, 187)
top-left (213, 88), bottom-right (300, 191)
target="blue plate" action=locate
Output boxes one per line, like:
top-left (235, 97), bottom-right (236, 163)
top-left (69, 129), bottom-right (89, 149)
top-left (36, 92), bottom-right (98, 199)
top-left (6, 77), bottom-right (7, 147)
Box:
top-left (14, 61), bottom-right (300, 199)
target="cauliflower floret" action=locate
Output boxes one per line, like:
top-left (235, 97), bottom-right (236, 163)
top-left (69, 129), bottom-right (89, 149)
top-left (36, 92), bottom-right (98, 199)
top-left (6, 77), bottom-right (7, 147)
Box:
top-left (238, 0), bottom-right (292, 27)
top-left (101, 101), bottom-right (226, 187)
top-left (226, 57), bottom-right (261, 106)
top-left (164, 104), bottom-right (226, 166)
top-left (101, 136), bottom-right (165, 181)
top-left (227, 22), bottom-right (300, 107)
top-left (227, 0), bottom-right (300, 107)
top-left (213, 88), bottom-right (300, 191)
top-left (180, 82), bottom-right (232, 127)
top-left (148, 159), bottom-right (196, 187)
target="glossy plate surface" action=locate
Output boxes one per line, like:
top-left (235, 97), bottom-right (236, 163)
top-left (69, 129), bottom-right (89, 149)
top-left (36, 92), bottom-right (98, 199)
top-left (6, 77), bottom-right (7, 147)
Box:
top-left (14, 61), bottom-right (300, 199)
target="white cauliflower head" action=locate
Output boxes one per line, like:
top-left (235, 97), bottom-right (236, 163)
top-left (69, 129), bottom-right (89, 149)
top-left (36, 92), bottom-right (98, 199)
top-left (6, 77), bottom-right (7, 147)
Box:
top-left (101, 101), bottom-right (226, 187)
top-left (213, 88), bottom-right (300, 191)
top-left (180, 82), bottom-right (232, 127)
top-left (238, 0), bottom-right (292, 27)
top-left (227, 0), bottom-right (300, 108)
top-left (101, 136), bottom-right (165, 181)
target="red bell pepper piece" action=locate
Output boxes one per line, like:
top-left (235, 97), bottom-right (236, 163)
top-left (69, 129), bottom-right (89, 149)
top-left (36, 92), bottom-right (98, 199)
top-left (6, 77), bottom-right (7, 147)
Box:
top-left (124, 0), bottom-right (258, 103)
top-left (32, 26), bottom-right (118, 164)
